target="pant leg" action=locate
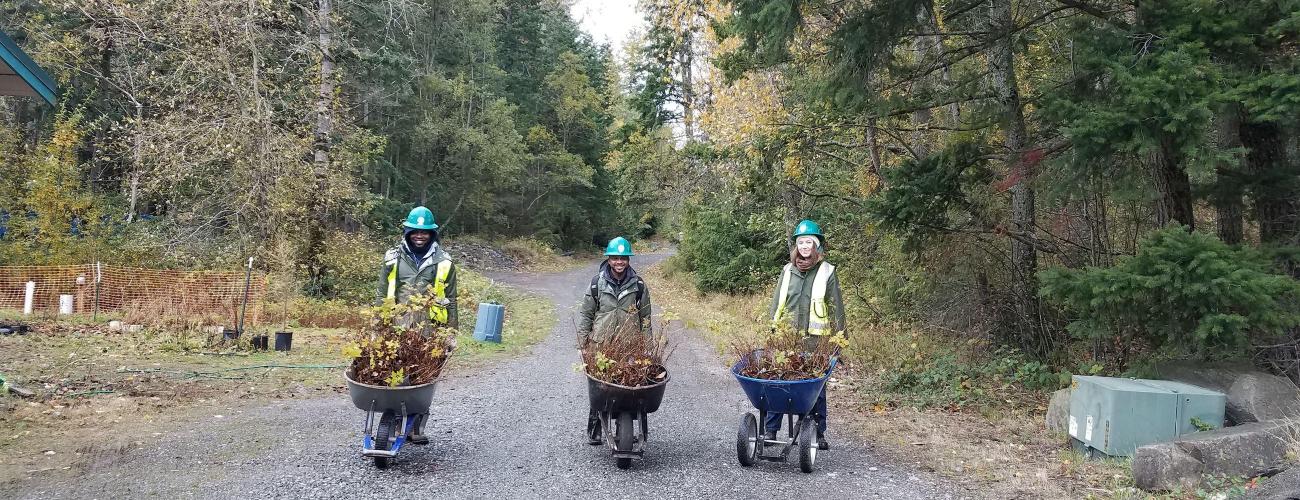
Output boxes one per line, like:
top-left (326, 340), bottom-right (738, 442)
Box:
top-left (587, 405), bottom-right (600, 436)
top-left (763, 411), bottom-right (783, 433)
top-left (813, 385), bottom-right (828, 434)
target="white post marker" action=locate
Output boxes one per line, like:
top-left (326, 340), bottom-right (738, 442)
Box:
top-left (23, 281), bottom-right (35, 315)
top-left (59, 295), bottom-right (74, 315)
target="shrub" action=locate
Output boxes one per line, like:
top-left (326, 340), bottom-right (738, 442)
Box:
top-left (732, 324), bottom-right (846, 380)
top-left (580, 319), bottom-right (669, 387)
top-left (1040, 227), bottom-right (1300, 360)
top-left (678, 201), bottom-right (778, 293)
top-left (344, 293), bottom-right (456, 387)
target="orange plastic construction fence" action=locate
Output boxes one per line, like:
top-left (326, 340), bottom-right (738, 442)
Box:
top-left (0, 263), bottom-right (266, 324)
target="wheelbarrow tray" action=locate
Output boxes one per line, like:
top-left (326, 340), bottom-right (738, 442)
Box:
top-left (344, 369), bottom-right (438, 414)
top-left (586, 368), bottom-right (670, 414)
top-left (732, 355), bottom-right (838, 415)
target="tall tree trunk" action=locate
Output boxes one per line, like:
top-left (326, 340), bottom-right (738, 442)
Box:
top-left (865, 117), bottom-right (884, 195)
top-left (1149, 139), bottom-right (1195, 230)
top-left (126, 102), bottom-right (142, 223)
top-left (305, 0), bottom-right (335, 294)
top-left (988, 0), bottom-right (1044, 355)
top-left (680, 28), bottom-right (696, 142)
top-left (909, 4), bottom-right (936, 158)
top-left (1213, 108), bottom-right (1244, 244)
top-left (92, 22), bottom-right (114, 185)
top-left (1242, 119), bottom-right (1300, 275)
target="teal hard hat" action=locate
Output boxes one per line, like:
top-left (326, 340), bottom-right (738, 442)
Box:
top-left (792, 219), bottom-right (825, 246)
top-left (604, 237), bottom-right (634, 257)
top-left (402, 206), bottom-right (438, 230)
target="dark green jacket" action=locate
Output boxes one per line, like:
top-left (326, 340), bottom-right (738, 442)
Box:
top-left (577, 262), bottom-right (652, 346)
top-left (376, 240), bottom-right (458, 328)
top-left (767, 261), bottom-right (846, 336)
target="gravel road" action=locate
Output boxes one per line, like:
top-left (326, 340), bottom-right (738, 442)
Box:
top-left (3, 255), bottom-right (962, 499)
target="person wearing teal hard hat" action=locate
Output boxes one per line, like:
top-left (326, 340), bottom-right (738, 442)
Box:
top-left (374, 205), bottom-right (458, 445)
top-left (764, 219), bottom-right (845, 450)
top-left (577, 236), bottom-right (654, 445)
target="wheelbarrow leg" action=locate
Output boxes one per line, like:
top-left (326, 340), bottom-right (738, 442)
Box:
top-left (600, 411), bottom-right (614, 449)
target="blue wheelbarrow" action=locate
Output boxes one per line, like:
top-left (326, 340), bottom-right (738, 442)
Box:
top-left (732, 354), bottom-right (838, 473)
top-left (345, 369), bottom-right (438, 469)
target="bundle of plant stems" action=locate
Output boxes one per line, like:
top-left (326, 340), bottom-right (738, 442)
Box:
top-left (732, 323), bottom-right (843, 381)
top-left (581, 318), bottom-right (669, 387)
top-left (345, 291), bottom-right (455, 387)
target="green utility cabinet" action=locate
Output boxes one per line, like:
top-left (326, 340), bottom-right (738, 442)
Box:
top-left (1068, 376), bottom-right (1226, 457)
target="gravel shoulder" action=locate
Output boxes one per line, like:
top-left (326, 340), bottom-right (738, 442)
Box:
top-left (2, 255), bottom-right (959, 499)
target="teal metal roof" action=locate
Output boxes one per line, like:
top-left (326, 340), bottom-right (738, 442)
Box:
top-left (0, 30), bottom-right (56, 105)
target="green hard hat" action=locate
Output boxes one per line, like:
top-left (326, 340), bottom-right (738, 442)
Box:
top-left (604, 237), bottom-right (634, 257)
top-left (402, 206), bottom-right (438, 230)
top-left (792, 219), bottom-right (825, 246)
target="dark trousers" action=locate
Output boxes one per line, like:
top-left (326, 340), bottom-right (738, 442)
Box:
top-left (587, 408), bottom-right (601, 436)
top-left (763, 385), bottom-right (827, 434)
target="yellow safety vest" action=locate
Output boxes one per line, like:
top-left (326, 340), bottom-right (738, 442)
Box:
top-left (388, 259), bottom-right (453, 324)
top-left (773, 261), bottom-right (835, 336)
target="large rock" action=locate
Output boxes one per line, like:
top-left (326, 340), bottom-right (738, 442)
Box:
top-left (1134, 422), bottom-right (1300, 492)
top-left (1245, 466), bottom-right (1300, 500)
top-left (1157, 362), bottom-right (1300, 425)
top-left (1045, 388), bottom-right (1070, 434)
top-left (1156, 361), bottom-right (1255, 394)
top-left (1175, 421), bottom-right (1297, 479)
top-left (1133, 442), bottom-right (1204, 491)
top-left (1230, 373), bottom-right (1300, 423)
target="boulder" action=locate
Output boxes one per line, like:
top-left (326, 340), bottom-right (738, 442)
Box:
top-left (1134, 422), bottom-right (1300, 492)
top-left (1175, 421), bottom-right (1298, 479)
top-left (1245, 466), bottom-right (1300, 500)
top-left (1133, 442), bottom-right (1204, 491)
top-left (1230, 373), bottom-right (1300, 423)
top-left (1045, 388), bottom-right (1070, 434)
top-left (1156, 362), bottom-right (1300, 425)
top-left (1156, 361), bottom-right (1255, 394)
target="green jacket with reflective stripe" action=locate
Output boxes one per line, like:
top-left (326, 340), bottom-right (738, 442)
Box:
top-left (768, 262), bottom-right (847, 336)
top-left (375, 242), bottom-right (458, 328)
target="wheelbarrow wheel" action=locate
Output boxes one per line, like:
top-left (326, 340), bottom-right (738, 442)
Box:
top-left (798, 417), bottom-right (817, 473)
top-left (615, 411), bottom-right (633, 470)
top-left (373, 410), bottom-right (396, 469)
top-left (736, 413), bottom-right (758, 466)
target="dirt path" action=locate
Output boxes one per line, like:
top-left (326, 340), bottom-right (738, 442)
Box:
top-left (2, 255), bottom-right (961, 499)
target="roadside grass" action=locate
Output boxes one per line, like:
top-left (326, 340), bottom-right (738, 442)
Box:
top-left (0, 267), bottom-right (553, 484)
top-left (642, 257), bottom-right (1137, 499)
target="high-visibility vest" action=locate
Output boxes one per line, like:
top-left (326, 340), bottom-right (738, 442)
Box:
top-left (773, 261), bottom-right (835, 336)
top-left (387, 258), bottom-right (453, 324)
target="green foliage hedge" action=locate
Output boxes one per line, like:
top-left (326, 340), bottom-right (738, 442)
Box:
top-left (1040, 227), bottom-right (1300, 359)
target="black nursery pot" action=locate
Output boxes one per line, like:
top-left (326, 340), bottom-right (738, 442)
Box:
top-left (252, 334), bottom-right (269, 350)
top-left (274, 331), bottom-right (293, 352)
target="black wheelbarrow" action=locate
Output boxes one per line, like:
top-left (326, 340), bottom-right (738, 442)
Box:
top-left (586, 368), bottom-right (670, 469)
top-left (732, 354), bottom-right (839, 473)
top-left (345, 369), bottom-right (438, 469)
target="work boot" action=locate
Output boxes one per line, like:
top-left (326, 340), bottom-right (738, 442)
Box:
top-left (816, 430), bottom-right (829, 451)
top-left (408, 414), bottom-right (430, 445)
top-left (587, 416), bottom-right (603, 445)
top-left (763, 430), bottom-right (778, 443)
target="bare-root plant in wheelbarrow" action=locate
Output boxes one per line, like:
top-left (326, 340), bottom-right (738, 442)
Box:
top-left (731, 324), bottom-right (845, 473)
top-left (579, 318), bottom-right (672, 470)
top-left (343, 291), bottom-right (457, 469)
